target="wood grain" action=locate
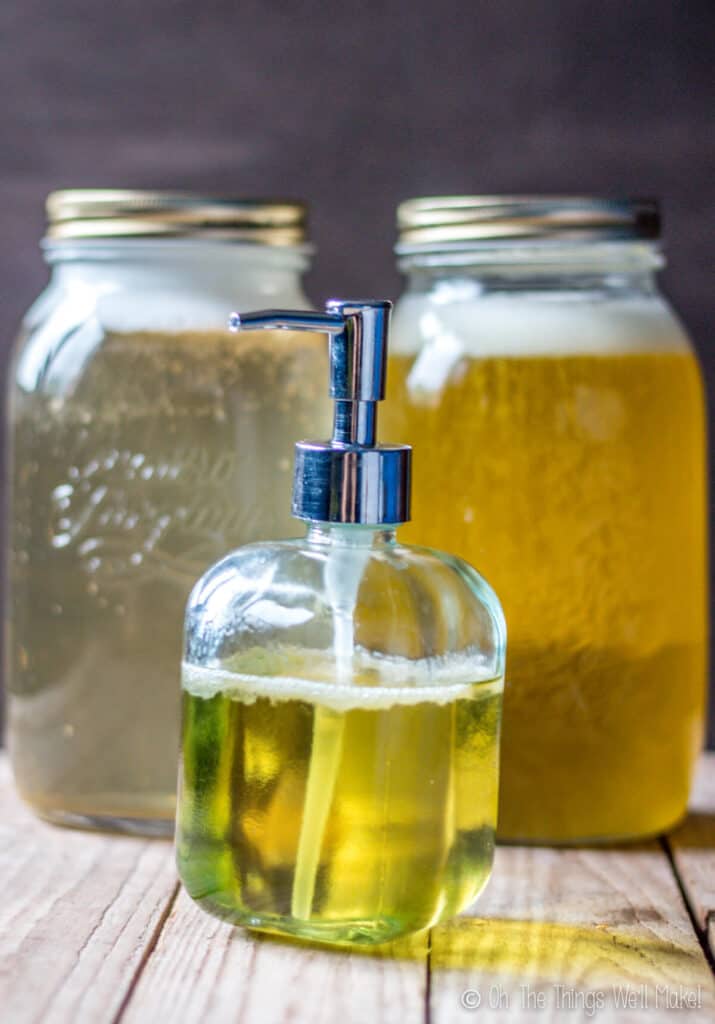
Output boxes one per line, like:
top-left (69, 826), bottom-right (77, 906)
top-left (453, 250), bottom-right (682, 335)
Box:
top-left (0, 756), bottom-right (177, 1024)
top-left (667, 751), bottom-right (715, 956)
top-left (121, 887), bottom-right (428, 1024)
top-left (430, 840), bottom-right (715, 1023)
top-left (2, 752), bottom-right (714, 1024)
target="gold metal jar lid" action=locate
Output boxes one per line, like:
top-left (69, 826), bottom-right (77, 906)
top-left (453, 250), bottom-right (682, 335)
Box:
top-left (46, 190), bottom-right (308, 245)
top-left (396, 196), bottom-right (660, 250)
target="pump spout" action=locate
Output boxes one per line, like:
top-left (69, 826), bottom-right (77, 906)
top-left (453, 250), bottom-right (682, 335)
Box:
top-left (229, 310), bottom-right (345, 334)
top-left (228, 298), bottom-right (411, 526)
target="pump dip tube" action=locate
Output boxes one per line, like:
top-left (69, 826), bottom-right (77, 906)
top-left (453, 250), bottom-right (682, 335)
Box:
top-left (176, 300), bottom-right (507, 946)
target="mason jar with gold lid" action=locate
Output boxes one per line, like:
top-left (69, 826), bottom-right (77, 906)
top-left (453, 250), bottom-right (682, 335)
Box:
top-left (7, 190), bottom-right (330, 834)
top-left (384, 195), bottom-right (707, 843)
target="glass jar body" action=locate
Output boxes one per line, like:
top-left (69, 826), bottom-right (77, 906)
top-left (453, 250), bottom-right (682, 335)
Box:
top-left (6, 239), bottom-right (330, 834)
top-left (385, 243), bottom-right (707, 843)
top-left (177, 526), bottom-right (506, 945)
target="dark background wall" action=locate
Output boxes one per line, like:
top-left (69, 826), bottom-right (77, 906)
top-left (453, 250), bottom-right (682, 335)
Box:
top-left (0, 0), bottom-right (713, 740)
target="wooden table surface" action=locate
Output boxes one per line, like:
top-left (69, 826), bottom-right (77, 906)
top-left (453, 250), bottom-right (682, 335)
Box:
top-left (2, 753), bottom-right (714, 1024)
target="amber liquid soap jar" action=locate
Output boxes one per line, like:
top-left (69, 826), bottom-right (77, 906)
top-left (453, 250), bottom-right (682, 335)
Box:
top-left (6, 191), bottom-right (330, 834)
top-left (176, 300), bottom-right (506, 945)
top-left (383, 196), bottom-right (707, 844)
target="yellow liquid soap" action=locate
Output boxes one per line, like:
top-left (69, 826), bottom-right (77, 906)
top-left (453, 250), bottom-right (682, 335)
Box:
top-left (385, 341), bottom-right (707, 842)
top-left (8, 327), bottom-right (328, 829)
top-left (176, 648), bottom-right (502, 946)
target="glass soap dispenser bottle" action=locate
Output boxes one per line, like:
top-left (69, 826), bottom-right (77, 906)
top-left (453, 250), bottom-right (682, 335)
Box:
top-left (176, 300), bottom-right (506, 946)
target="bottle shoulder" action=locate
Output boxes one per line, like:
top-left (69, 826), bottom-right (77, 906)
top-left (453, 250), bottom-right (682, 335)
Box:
top-left (189, 536), bottom-right (501, 604)
top-left (186, 535), bottom-right (506, 670)
top-left (407, 543), bottom-right (506, 631)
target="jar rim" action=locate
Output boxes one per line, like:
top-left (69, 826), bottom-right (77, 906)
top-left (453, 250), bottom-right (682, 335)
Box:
top-left (396, 196), bottom-right (660, 251)
top-left (40, 238), bottom-right (315, 279)
top-left (45, 190), bottom-right (309, 246)
top-left (395, 240), bottom-right (664, 275)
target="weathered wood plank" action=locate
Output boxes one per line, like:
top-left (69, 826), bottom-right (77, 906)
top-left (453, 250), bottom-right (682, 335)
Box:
top-left (667, 752), bottom-right (715, 956)
top-left (430, 839), bottom-right (715, 1023)
top-left (3, 749), bottom-right (713, 1024)
top-left (0, 755), bottom-right (177, 1024)
top-left (121, 887), bottom-right (428, 1024)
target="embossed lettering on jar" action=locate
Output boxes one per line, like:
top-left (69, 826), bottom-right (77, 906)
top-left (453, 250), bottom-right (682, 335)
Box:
top-left (7, 191), bottom-right (330, 833)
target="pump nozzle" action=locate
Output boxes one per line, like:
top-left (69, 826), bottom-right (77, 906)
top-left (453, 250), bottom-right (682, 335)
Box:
top-left (229, 299), bottom-right (411, 525)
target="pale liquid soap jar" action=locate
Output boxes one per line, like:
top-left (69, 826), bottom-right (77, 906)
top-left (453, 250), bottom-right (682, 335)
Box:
top-left (6, 191), bottom-right (330, 833)
top-left (384, 196), bottom-right (707, 843)
top-left (176, 300), bottom-right (506, 945)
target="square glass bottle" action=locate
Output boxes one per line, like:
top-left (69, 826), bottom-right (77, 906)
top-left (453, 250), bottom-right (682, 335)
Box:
top-left (176, 300), bottom-right (506, 945)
